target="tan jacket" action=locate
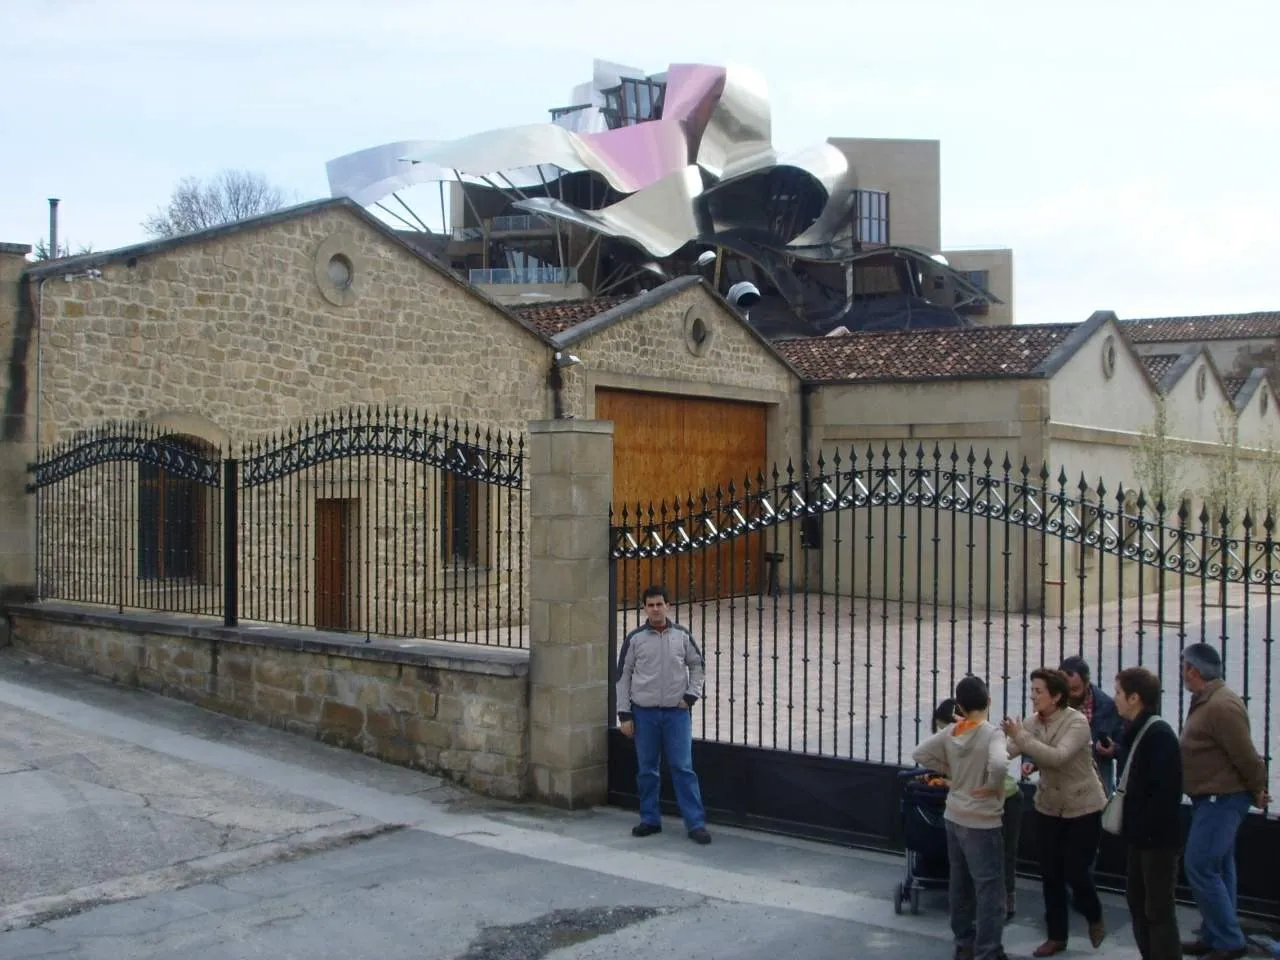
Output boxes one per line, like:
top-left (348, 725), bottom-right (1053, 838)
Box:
top-left (1008, 706), bottom-right (1107, 819)
top-left (1180, 680), bottom-right (1267, 798)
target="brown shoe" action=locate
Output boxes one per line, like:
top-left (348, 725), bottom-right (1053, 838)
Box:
top-left (1180, 941), bottom-right (1211, 957)
top-left (1088, 920), bottom-right (1106, 948)
top-left (1032, 941), bottom-right (1067, 958)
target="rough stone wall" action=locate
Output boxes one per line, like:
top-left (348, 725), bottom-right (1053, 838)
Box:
top-left (10, 607), bottom-right (529, 798)
top-left (563, 285), bottom-right (802, 462)
top-left (31, 207), bottom-right (551, 447)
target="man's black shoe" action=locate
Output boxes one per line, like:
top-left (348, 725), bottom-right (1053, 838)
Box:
top-left (688, 827), bottom-right (712, 845)
top-left (631, 822), bottom-right (662, 837)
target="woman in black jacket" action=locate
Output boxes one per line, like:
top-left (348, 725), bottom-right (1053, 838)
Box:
top-left (1113, 667), bottom-right (1183, 960)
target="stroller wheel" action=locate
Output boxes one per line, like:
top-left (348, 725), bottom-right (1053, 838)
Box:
top-left (909, 886), bottom-right (922, 915)
top-left (893, 882), bottom-right (905, 915)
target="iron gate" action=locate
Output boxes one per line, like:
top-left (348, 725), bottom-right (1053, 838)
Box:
top-left (607, 444), bottom-right (1279, 917)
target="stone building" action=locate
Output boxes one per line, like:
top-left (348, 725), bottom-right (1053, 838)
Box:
top-left (4, 199), bottom-right (1277, 627)
top-left (0, 199), bottom-right (803, 632)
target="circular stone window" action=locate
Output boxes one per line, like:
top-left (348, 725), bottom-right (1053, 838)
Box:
top-left (314, 232), bottom-right (358, 307)
top-left (1195, 366), bottom-right (1207, 400)
top-left (683, 307), bottom-right (715, 357)
top-left (326, 253), bottom-right (353, 290)
top-left (1101, 335), bottom-right (1116, 379)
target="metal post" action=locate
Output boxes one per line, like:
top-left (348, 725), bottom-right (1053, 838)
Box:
top-left (223, 458), bottom-right (238, 626)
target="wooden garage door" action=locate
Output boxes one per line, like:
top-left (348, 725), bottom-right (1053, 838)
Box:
top-left (597, 389), bottom-right (768, 603)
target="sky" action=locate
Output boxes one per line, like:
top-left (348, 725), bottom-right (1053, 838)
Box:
top-left (2, 0), bottom-right (1278, 325)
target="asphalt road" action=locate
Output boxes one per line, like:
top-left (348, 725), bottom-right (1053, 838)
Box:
top-left (0, 651), bottom-right (1199, 960)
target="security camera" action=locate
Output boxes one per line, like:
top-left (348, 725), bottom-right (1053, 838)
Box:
top-left (726, 281), bottom-right (761, 309)
top-left (696, 250), bottom-right (717, 268)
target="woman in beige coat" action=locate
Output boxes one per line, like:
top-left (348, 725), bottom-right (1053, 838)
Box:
top-left (1003, 667), bottom-right (1108, 957)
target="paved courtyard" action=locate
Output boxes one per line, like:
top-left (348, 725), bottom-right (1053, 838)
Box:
top-left (624, 586), bottom-right (1280, 800)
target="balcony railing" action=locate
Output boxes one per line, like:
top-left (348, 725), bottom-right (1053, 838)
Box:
top-left (451, 215), bottom-right (553, 242)
top-left (491, 214), bottom-right (552, 233)
top-left (468, 267), bottom-right (579, 286)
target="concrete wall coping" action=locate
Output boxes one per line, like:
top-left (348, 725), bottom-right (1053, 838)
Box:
top-left (528, 419), bottom-right (614, 436)
top-left (8, 603), bottom-right (530, 678)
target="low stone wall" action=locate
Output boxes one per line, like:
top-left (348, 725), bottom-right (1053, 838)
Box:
top-left (6, 603), bottom-right (529, 799)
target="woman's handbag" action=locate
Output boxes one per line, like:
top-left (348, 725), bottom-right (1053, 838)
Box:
top-left (1101, 717), bottom-right (1163, 835)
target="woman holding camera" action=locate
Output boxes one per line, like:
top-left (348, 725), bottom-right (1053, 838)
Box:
top-left (1003, 668), bottom-right (1108, 957)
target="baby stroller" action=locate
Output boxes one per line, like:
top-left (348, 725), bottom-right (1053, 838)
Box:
top-left (893, 768), bottom-right (950, 915)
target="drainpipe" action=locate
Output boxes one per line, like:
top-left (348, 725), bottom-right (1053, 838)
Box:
top-left (547, 360), bottom-right (565, 420)
top-left (800, 383), bottom-right (820, 549)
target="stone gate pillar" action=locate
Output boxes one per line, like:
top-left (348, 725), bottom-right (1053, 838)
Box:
top-left (527, 419), bottom-right (613, 807)
top-left (0, 243), bottom-right (36, 644)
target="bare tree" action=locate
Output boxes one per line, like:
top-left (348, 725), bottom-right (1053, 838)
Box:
top-left (142, 169), bottom-right (293, 238)
top-left (1132, 396), bottom-right (1190, 514)
top-left (1251, 424), bottom-right (1280, 520)
top-left (1206, 402), bottom-right (1254, 532)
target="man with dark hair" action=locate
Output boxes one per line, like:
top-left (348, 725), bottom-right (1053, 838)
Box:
top-left (915, 676), bottom-right (1011, 960)
top-left (1060, 655), bottom-right (1125, 796)
top-left (1179, 643), bottom-right (1269, 960)
top-left (1113, 666), bottom-right (1182, 960)
top-left (616, 585), bottom-right (711, 845)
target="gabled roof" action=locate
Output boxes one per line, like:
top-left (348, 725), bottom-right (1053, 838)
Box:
top-left (1122, 311), bottom-right (1280, 343)
top-left (1139, 353), bottom-right (1181, 387)
top-left (513, 295), bottom-right (632, 337)
top-left (1141, 343), bottom-right (1235, 404)
top-left (531, 276), bottom-right (802, 379)
top-left (776, 312), bottom-right (1116, 384)
top-left (22, 197), bottom-right (555, 347)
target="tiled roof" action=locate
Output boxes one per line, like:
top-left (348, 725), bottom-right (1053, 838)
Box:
top-left (512, 296), bottom-right (631, 337)
top-left (775, 324), bottom-right (1078, 383)
top-left (1223, 377), bottom-right (1248, 401)
top-left (1122, 312), bottom-right (1280, 343)
top-left (1139, 354), bottom-right (1180, 383)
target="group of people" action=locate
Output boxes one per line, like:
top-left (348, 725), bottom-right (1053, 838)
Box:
top-left (611, 587), bottom-right (1270, 960)
top-left (914, 645), bottom-right (1270, 960)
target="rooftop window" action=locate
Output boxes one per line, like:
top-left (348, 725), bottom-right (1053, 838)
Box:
top-left (600, 78), bottom-right (666, 129)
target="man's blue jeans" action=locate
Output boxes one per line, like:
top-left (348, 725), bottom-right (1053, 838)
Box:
top-left (944, 819), bottom-right (1006, 960)
top-left (633, 706), bottom-right (706, 832)
top-left (1184, 792), bottom-right (1252, 951)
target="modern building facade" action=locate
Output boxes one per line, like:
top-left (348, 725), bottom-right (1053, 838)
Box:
top-left (325, 59), bottom-right (1016, 337)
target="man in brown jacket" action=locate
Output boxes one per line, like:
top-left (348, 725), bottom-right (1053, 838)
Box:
top-left (1179, 643), bottom-right (1270, 960)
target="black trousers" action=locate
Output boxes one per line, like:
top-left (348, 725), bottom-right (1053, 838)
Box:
top-left (1036, 810), bottom-right (1103, 942)
top-left (1126, 847), bottom-right (1181, 960)
top-left (1002, 788), bottom-right (1024, 899)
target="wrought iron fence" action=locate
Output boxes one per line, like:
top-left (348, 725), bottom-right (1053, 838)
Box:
top-left (27, 408), bottom-right (528, 647)
top-left (610, 444), bottom-right (1277, 806)
top-left (28, 422), bottom-right (226, 617)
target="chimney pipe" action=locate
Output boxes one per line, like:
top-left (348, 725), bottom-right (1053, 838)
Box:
top-left (48, 198), bottom-right (60, 259)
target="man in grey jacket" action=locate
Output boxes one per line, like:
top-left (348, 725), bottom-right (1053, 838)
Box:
top-left (616, 584), bottom-right (711, 845)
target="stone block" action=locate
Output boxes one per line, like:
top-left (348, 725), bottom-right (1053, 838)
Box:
top-left (293, 694), bottom-right (322, 721)
top-left (365, 708), bottom-right (401, 741)
top-left (254, 657), bottom-right (306, 692)
top-left (404, 717), bottom-right (453, 749)
top-left (530, 683), bottom-right (608, 729)
top-left (530, 762), bottom-right (607, 809)
top-left (529, 474), bottom-right (613, 521)
top-left (255, 684), bottom-right (297, 718)
top-left (221, 655), bottom-right (253, 684)
top-left (529, 723), bottom-right (606, 772)
top-left (319, 700), bottom-right (365, 739)
top-left (549, 431), bottom-right (612, 478)
top-left (344, 658), bottom-right (402, 681)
